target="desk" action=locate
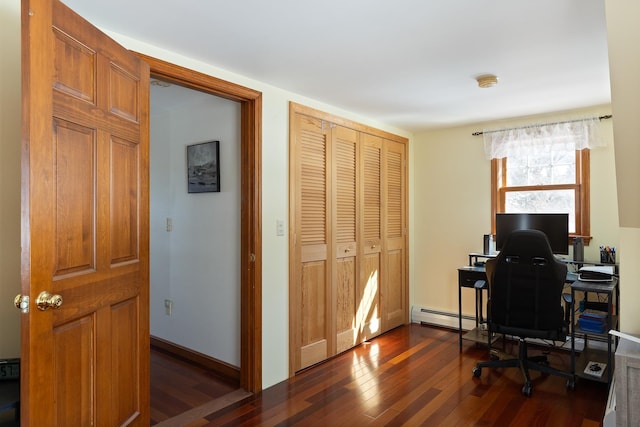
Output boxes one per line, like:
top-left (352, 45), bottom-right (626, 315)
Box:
top-left (457, 266), bottom-right (493, 349)
top-left (458, 254), bottom-right (580, 351)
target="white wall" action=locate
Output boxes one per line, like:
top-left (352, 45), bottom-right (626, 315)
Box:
top-left (0, 0), bottom-right (21, 359)
top-left (104, 32), bottom-right (411, 388)
top-left (150, 92), bottom-right (241, 365)
top-left (411, 106), bottom-right (619, 321)
top-left (605, 0), bottom-right (640, 333)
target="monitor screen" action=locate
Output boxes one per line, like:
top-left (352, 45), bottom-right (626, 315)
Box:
top-left (495, 213), bottom-right (569, 255)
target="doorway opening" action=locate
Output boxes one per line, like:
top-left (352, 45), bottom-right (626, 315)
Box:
top-left (138, 54), bottom-right (263, 420)
top-left (148, 79), bottom-right (243, 424)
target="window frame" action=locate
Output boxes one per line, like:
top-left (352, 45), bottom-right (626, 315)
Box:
top-left (491, 149), bottom-right (591, 245)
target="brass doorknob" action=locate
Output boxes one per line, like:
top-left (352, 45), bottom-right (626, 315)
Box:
top-left (36, 291), bottom-right (63, 311)
top-left (14, 294), bottom-right (29, 313)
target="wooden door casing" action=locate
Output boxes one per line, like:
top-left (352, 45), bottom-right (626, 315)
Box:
top-left (135, 53), bottom-right (263, 392)
top-left (21, 0), bottom-right (150, 425)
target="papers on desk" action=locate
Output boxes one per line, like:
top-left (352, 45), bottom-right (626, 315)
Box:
top-left (578, 266), bottom-right (615, 282)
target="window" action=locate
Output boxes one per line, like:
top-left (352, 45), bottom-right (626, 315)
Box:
top-left (485, 118), bottom-right (606, 244)
top-left (491, 148), bottom-right (589, 240)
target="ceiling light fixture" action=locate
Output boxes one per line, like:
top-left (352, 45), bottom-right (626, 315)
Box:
top-left (476, 74), bottom-right (499, 88)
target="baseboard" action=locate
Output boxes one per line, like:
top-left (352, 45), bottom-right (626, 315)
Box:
top-left (411, 306), bottom-right (476, 331)
top-left (150, 336), bottom-right (240, 383)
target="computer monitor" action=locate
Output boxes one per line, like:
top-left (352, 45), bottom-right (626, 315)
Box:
top-left (495, 213), bottom-right (569, 255)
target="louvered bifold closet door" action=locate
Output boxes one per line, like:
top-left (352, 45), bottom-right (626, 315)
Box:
top-left (333, 126), bottom-right (359, 354)
top-left (382, 139), bottom-right (408, 331)
top-left (359, 134), bottom-right (383, 340)
top-left (291, 114), bottom-right (331, 371)
top-left (290, 104), bottom-right (409, 374)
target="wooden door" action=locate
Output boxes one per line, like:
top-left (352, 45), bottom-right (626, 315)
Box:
top-left (333, 126), bottom-right (359, 353)
top-left (381, 139), bottom-right (407, 331)
top-left (289, 104), bottom-right (408, 374)
top-left (290, 114), bottom-right (331, 371)
top-left (21, 0), bottom-right (150, 425)
top-left (359, 133), bottom-right (383, 341)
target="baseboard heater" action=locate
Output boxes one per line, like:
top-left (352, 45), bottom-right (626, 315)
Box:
top-left (411, 306), bottom-right (476, 331)
top-left (410, 306), bottom-right (590, 351)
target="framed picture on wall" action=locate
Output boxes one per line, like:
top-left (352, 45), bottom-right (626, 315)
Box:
top-left (186, 140), bottom-right (220, 193)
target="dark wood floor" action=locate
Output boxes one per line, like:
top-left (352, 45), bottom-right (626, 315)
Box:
top-left (150, 348), bottom-right (243, 425)
top-left (151, 324), bottom-right (608, 426)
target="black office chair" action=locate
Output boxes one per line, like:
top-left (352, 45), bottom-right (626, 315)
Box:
top-left (472, 229), bottom-right (575, 396)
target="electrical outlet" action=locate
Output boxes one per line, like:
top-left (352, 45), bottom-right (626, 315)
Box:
top-left (276, 219), bottom-right (285, 236)
top-left (164, 299), bottom-right (173, 316)
top-left (166, 218), bottom-right (173, 232)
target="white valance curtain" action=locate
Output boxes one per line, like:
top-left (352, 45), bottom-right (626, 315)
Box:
top-left (483, 117), bottom-right (606, 160)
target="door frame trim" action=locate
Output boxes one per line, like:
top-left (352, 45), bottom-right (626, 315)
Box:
top-left (135, 52), bottom-right (263, 392)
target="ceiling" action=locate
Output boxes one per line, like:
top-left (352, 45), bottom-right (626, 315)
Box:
top-left (63, 0), bottom-right (611, 132)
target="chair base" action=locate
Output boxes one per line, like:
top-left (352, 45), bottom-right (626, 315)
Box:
top-left (472, 338), bottom-right (575, 396)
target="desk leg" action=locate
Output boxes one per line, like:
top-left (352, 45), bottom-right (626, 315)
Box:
top-left (459, 281), bottom-right (462, 351)
top-left (570, 288), bottom-right (576, 378)
top-left (611, 284), bottom-right (620, 388)
top-left (607, 331), bottom-right (612, 387)
top-left (478, 289), bottom-right (483, 325)
top-left (607, 293), bottom-right (614, 387)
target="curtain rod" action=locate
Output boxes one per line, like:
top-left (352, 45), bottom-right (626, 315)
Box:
top-left (471, 114), bottom-right (612, 136)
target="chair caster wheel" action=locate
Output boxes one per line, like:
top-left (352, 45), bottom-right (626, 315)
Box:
top-left (566, 379), bottom-right (576, 390)
top-left (472, 367), bottom-right (481, 377)
top-left (522, 383), bottom-right (532, 397)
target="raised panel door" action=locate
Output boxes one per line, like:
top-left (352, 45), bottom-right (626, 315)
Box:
top-left (21, 0), bottom-right (150, 424)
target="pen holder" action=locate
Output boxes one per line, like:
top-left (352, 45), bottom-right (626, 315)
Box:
top-left (600, 247), bottom-right (616, 264)
top-left (483, 235), bottom-right (491, 255)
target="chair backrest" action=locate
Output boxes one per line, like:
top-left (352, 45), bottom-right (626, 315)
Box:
top-left (487, 229), bottom-right (567, 334)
